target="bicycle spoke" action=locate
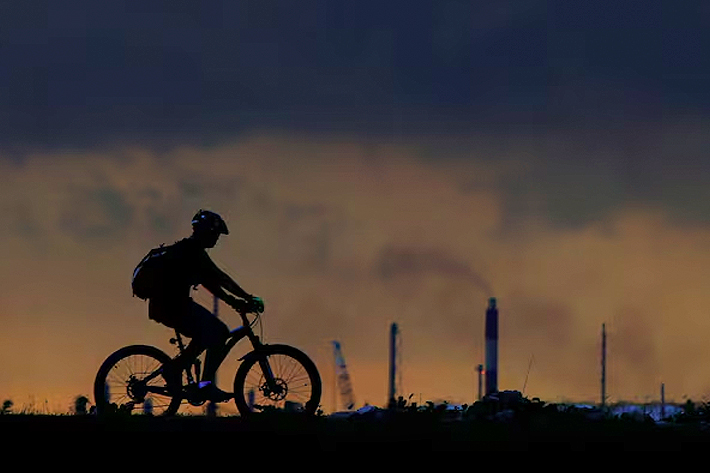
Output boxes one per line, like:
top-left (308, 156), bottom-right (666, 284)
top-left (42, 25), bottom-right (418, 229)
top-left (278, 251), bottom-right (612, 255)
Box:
top-left (96, 347), bottom-right (181, 416)
top-left (236, 349), bottom-right (320, 413)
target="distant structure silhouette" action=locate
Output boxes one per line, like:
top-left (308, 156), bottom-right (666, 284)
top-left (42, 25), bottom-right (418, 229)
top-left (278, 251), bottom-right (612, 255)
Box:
top-left (485, 298), bottom-right (498, 396)
top-left (601, 323), bottom-right (607, 407)
top-left (661, 382), bottom-right (666, 418)
top-left (332, 341), bottom-right (355, 411)
top-left (388, 323), bottom-right (402, 405)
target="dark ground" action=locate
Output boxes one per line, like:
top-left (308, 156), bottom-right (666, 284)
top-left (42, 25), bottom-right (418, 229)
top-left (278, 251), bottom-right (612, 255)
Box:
top-left (2, 409), bottom-right (710, 451)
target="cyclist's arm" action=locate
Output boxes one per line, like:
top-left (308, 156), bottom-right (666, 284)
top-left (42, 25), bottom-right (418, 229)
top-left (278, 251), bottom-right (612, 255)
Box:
top-left (200, 252), bottom-right (252, 300)
top-left (216, 270), bottom-right (251, 300)
top-left (203, 280), bottom-right (236, 303)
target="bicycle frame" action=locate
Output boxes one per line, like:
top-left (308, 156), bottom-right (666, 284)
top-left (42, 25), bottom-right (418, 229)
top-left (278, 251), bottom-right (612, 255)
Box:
top-left (141, 306), bottom-right (274, 400)
top-left (95, 298), bottom-right (321, 417)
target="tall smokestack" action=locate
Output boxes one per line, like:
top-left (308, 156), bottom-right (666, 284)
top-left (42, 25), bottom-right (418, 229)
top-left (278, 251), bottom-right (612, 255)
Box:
top-left (485, 297), bottom-right (498, 396)
top-left (388, 323), bottom-right (398, 405)
top-left (601, 323), bottom-right (607, 408)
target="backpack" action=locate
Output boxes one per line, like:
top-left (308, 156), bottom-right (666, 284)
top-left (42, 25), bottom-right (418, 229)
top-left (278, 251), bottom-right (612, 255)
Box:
top-left (131, 244), bottom-right (175, 300)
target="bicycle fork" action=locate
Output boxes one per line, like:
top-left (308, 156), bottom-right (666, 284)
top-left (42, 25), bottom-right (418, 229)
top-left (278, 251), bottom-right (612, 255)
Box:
top-left (257, 354), bottom-right (285, 398)
top-left (243, 330), bottom-right (282, 396)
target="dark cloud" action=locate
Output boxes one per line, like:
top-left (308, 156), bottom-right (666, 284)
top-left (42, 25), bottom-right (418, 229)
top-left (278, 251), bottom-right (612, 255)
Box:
top-left (3, 0), bottom-right (709, 230)
top-left (1, 1), bottom-right (708, 148)
top-left (440, 118), bottom-right (710, 230)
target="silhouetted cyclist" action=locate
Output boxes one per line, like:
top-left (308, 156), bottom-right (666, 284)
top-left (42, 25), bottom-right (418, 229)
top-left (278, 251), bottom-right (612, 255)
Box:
top-left (147, 209), bottom-right (262, 401)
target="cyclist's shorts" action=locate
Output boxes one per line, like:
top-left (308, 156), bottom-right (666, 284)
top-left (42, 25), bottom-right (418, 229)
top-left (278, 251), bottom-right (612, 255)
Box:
top-left (149, 297), bottom-right (228, 347)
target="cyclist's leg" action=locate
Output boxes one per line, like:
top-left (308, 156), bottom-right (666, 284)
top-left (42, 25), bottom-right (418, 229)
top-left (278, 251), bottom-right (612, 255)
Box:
top-left (181, 300), bottom-right (230, 383)
top-left (149, 296), bottom-right (202, 382)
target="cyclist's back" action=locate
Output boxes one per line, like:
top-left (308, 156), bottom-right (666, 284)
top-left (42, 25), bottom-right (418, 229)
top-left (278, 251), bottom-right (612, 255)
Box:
top-left (148, 236), bottom-right (219, 325)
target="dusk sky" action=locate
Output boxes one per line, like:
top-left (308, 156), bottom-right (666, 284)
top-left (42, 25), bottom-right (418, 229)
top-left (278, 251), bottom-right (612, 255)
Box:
top-left (2, 1), bottom-right (710, 413)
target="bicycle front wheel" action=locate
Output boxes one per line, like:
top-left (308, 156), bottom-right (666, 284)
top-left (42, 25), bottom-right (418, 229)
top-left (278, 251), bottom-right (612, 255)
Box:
top-left (94, 345), bottom-right (181, 416)
top-left (233, 344), bottom-right (321, 416)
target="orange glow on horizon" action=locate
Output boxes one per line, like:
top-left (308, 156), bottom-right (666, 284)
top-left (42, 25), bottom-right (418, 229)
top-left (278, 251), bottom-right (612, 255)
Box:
top-left (2, 135), bottom-right (710, 413)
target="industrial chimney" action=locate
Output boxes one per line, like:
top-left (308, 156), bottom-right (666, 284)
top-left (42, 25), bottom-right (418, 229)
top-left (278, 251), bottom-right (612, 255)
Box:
top-left (485, 297), bottom-right (498, 396)
top-left (388, 323), bottom-right (398, 405)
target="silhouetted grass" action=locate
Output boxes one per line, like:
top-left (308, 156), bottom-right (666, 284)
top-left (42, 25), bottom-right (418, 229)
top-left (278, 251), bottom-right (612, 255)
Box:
top-left (3, 394), bottom-right (710, 450)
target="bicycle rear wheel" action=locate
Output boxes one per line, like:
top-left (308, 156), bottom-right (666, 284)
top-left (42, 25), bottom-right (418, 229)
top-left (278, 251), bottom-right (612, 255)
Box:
top-left (94, 345), bottom-right (181, 416)
top-left (233, 344), bottom-right (321, 416)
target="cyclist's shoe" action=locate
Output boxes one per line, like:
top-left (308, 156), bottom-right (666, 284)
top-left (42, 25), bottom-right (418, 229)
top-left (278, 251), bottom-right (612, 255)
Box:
top-left (195, 381), bottom-right (233, 402)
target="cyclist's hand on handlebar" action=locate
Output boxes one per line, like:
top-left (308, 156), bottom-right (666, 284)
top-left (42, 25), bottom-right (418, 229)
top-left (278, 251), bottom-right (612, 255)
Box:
top-left (223, 293), bottom-right (263, 313)
top-left (248, 295), bottom-right (264, 314)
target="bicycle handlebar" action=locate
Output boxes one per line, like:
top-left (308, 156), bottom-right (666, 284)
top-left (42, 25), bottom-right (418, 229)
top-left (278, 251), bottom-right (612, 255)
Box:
top-left (225, 295), bottom-right (264, 315)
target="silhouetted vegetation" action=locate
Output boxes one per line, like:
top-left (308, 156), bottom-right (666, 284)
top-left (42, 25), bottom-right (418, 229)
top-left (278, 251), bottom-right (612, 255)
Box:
top-left (2, 392), bottom-right (710, 449)
top-left (72, 396), bottom-right (90, 415)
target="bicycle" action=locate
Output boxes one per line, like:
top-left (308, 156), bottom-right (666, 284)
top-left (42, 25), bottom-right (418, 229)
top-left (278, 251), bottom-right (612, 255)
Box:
top-left (93, 299), bottom-right (322, 417)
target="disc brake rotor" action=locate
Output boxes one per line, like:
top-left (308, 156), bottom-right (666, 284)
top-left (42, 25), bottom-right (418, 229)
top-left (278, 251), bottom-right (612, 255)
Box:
top-left (261, 378), bottom-right (288, 401)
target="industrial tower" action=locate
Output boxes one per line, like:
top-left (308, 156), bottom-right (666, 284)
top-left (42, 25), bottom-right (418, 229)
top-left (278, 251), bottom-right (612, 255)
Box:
top-left (485, 298), bottom-right (498, 396)
top-left (388, 323), bottom-right (402, 405)
top-left (332, 341), bottom-right (355, 411)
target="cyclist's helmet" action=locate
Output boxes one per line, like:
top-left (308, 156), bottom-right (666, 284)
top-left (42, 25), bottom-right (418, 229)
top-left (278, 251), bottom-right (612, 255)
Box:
top-left (191, 209), bottom-right (229, 235)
